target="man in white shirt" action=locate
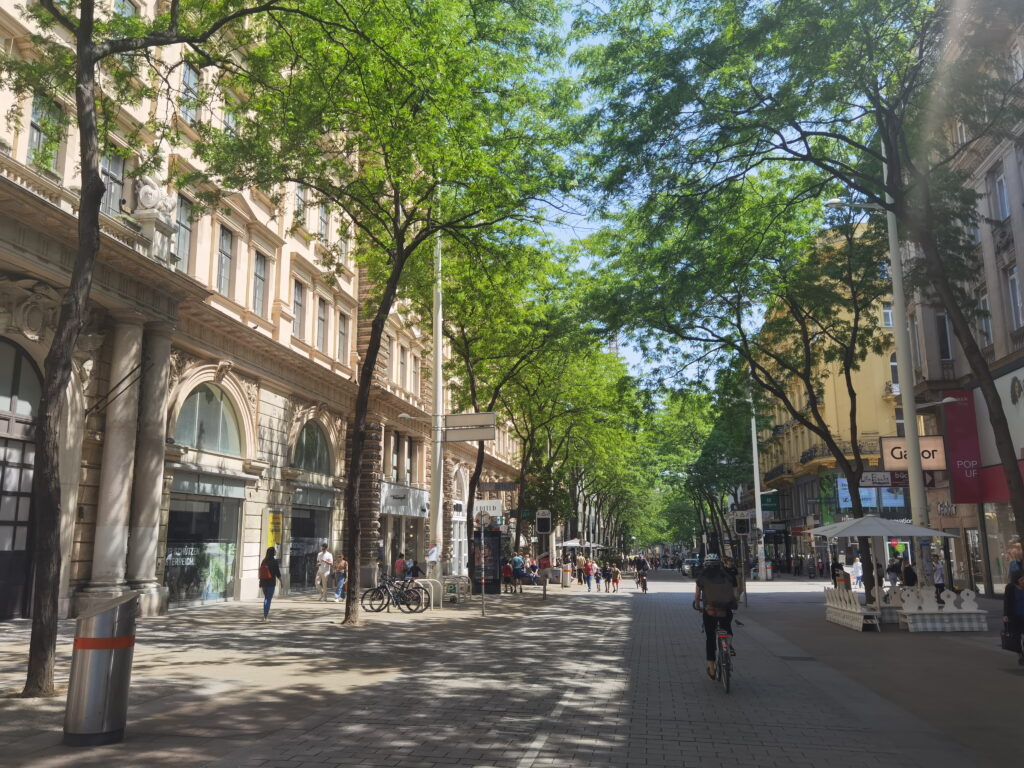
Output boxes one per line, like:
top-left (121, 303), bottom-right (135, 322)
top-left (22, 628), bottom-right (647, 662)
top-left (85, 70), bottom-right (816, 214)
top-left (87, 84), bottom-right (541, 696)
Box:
top-left (315, 542), bottom-right (333, 601)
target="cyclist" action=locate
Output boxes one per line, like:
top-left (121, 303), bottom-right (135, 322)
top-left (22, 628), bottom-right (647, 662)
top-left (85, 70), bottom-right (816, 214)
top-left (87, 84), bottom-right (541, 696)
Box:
top-left (634, 555), bottom-right (650, 589)
top-left (693, 553), bottom-right (738, 679)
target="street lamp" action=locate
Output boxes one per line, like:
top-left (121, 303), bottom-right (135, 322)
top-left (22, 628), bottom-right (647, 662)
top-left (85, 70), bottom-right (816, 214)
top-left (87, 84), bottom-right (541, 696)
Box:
top-left (824, 146), bottom-right (929, 537)
top-left (748, 391), bottom-right (769, 582)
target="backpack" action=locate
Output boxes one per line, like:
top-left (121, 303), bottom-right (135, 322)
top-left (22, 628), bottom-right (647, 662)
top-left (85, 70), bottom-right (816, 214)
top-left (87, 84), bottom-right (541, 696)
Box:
top-left (701, 566), bottom-right (737, 609)
top-left (259, 563), bottom-right (272, 581)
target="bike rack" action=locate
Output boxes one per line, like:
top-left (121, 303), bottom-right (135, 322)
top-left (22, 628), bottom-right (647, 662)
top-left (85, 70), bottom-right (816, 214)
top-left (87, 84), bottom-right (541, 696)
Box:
top-left (417, 578), bottom-right (443, 609)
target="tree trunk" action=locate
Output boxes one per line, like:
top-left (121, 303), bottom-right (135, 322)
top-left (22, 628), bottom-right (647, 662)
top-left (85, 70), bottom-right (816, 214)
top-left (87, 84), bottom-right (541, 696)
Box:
top-left (342, 256), bottom-right (406, 625)
top-left (23, 23), bottom-right (102, 698)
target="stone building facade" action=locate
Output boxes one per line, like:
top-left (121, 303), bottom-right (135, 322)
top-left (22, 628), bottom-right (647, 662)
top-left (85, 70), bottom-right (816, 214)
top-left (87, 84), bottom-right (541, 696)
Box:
top-left (0, 5), bottom-right (518, 620)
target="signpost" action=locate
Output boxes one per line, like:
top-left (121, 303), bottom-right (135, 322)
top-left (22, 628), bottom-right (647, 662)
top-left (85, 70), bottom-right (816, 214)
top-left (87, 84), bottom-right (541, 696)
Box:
top-left (443, 412), bottom-right (497, 443)
top-left (479, 512), bottom-right (489, 616)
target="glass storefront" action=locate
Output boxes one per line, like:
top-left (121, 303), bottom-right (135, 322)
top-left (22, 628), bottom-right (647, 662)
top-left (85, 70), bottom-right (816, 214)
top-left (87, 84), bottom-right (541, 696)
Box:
top-left (164, 497), bottom-right (240, 606)
top-left (984, 501), bottom-right (1020, 588)
top-left (288, 506), bottom-right (330, 591)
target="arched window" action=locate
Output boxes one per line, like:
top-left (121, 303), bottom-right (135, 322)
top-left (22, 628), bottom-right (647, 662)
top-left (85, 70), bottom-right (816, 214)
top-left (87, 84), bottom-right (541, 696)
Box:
top-left (0, 339), bottom-right (42, 437)
top-left (292, 421), bottom-right (331, 475)
top-left (174, 383), bottom-right (241, 456)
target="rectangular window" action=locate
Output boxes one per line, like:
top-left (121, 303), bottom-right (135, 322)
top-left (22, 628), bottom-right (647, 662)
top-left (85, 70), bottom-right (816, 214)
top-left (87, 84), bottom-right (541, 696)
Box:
top-left (99, 153), bottom-right (124, 217)
top-left (337, 311), bottom-right (349, 363)
top-left (391, 433), bottom-right (400, 482)
top-left (995, 174), bottom-right (1011, 221)
top-left (405, 439), bottom-right (414, 484)
top-left (389, 337), bottom-right (397, 382)
top-left (174, 197), bottom-right (193, 272)
top-left (1012, 46), bottom-right (1024, 81)
top-left (292, 280), bottom-right (305, 339)
top-left (316, 298), bottom-right (327, 353)
top-left (252, 252), bottom-right (267, 316)
top-left (881, 301), bottom-right (893, 328)
top-left (295, 184), bottom-right (306, 225)
top-left (955, 121), bottom-right (968, 147)
top-left (1008, 265), bottom-right (1023, 330)
top-left (319, 203), bottom-right (330, 239)
top-left (217, 227), bottom-right (233, 296)
top-left (412, 355), bottom-right (419, 396)
top-left (181, 64), bottom-right (200, 125)
top-left (978, 290), bottom-right (993, 347)
top-left (936, 312), bottom-right (954, 360)
top-left (895, 408), bottom-right (905, 438)
top-left (114, 0), bottom-right (137, 16)
top-left (399, 346), bottom-right (408, 389)
top-left (29, 96), bottom-right (60, 171)
top-left (909, 317), bottom-right (922, 370)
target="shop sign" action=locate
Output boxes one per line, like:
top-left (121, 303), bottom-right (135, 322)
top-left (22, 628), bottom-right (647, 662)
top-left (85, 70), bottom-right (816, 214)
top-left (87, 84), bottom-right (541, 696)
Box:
top-left (879, 436), bottom-right (947, 471)
top-left (267, 510), bottom-right (283, 549)
top-left (941, 389), bottom-right (982, 504)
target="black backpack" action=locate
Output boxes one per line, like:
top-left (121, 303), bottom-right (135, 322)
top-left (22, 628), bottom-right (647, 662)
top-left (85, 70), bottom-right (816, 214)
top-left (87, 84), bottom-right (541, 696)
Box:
top-left (701, 566), bottom-right (737, 609)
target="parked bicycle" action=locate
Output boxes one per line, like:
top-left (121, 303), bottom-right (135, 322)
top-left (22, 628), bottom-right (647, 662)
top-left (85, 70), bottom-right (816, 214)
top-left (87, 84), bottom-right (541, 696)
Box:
top-left (361, 576), bottom-right (427, 613)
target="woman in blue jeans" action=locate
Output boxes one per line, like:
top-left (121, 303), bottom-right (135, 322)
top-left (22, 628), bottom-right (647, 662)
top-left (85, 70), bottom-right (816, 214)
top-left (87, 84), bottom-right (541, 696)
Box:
top-left (333, 556), bottom-right (348, 602)
top-left (259, 547), bottom-right (283, 621)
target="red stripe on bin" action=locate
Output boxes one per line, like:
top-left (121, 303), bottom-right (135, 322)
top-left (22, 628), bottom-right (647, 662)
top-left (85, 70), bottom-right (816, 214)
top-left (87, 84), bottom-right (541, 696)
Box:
top-left (73, 636), bottom-right (135, 650)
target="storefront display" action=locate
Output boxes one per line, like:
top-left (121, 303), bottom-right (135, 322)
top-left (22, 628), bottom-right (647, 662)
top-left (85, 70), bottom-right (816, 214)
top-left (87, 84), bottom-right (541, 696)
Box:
top-left (164, 497), bottom-right (240, 606)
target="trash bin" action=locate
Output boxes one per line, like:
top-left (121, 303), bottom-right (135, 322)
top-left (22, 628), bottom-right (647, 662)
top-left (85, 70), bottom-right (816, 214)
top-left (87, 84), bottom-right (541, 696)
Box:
top-left (561, 565), bottom-right (572, 588)
top-left (836, 573), bottom-right (851, 590)
top-left (64, 592), bottom-right (139, 746)
top-left (766, 562), bottom-right (774, 581)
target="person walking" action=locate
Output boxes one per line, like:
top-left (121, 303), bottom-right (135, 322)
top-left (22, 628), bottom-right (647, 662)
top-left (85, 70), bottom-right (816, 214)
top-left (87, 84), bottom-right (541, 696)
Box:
top-left (1003, 571), bottom-right (1024, 665)
top-left (900, 558), bottom-right (918, 587)
top-left (851, 557), bottom-right (863, 589)
top-left (885, 558), bottom-right (900, 588)
top-left (576, 552), bottom-right (586, 585)
top-left (602, 562), bottom-right (613, 592)
top-left (930, 554), bottom-right (946, 600)
top-left (258, 547), bottom-right (283, 621)
top-left (332, 554), bottom-right (348, 603)
top-left (611, 564), bottom-right (621, 592)
top-left (394, 552), bottom-right (407, 579)
top-left (583, 559), bottom-right (594, 592)
top-left (315, 542), bottom-right (333, 601)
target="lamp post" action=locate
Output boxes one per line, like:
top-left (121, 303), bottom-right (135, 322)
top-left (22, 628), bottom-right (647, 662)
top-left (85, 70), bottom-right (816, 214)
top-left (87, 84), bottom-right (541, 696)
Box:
top-left (429, 229), bottom-right (444, 580)
top-left (825, 145), bottom-right (929, 542)
top-left (749, 392), bottom-right (769, 581)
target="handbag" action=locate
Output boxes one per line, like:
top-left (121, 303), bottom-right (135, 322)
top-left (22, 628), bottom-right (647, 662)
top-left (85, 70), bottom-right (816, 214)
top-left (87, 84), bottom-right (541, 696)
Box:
top-left (1000, 629), bottom-right (1021, 653)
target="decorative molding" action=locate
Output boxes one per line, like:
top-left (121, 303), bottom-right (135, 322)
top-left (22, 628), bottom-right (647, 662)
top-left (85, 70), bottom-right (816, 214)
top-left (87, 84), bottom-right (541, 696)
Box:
top-left (0, 276), bottom-right (59, 343)
top-left (168, 348), bottom-right (199, 392)
top-left (215, 359), bottom-right (234, 382)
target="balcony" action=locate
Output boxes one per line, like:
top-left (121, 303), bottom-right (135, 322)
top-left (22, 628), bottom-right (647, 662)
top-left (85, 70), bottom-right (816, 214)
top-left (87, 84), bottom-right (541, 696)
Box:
top-left (765, 464), bottom-right (791, 482)
top-left (883, 380), bottom-right (900, 400)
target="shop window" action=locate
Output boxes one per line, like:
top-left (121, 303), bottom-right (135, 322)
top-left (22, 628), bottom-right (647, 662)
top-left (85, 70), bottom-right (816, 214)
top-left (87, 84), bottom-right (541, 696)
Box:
top-left (174, 383), bottom-right (242, 456)
top-left (292, 421), bottom-right (331, 475)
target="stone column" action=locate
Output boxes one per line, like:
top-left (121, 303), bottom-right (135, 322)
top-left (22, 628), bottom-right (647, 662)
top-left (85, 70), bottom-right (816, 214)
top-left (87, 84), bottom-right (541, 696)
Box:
top-left (79, 317), bottom-right (144, 607)
top-left (127, 323), bottom-right (173, 616)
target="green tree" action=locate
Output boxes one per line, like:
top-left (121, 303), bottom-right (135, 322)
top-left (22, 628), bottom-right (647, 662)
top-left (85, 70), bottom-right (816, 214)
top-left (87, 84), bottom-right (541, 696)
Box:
top-left (0, 0), bottom-right (318, 699)
top-left (191, 0), bottom-right (569, 623)
top-left (575, 0), bottom-right (1024, 539)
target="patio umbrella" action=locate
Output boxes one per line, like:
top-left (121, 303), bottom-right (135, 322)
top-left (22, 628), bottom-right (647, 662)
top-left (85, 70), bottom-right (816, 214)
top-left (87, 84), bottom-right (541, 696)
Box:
top-left (805, 515), bottom-right (955, 539)
top-left (561, 538), bottom-right (582, 548)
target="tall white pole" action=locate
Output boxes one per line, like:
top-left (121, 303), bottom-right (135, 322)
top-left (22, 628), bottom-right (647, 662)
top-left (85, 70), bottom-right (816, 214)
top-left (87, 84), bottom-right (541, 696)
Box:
top-left (882, 144), bottom-right (928, 537)
top-left (429, 230), bottom-right (444, 580)
top-left (749, 393), bottom-right (768, 581)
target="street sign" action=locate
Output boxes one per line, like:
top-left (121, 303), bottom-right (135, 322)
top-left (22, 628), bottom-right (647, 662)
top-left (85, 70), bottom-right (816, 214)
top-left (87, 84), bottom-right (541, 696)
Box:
top-left (923, 470), bottom-right (937, 488)
top-left (479, 481), bottom-right (517, 492)
top-left (760, 493), bottom-right (779, 513)
top-left (476, 500), bottom-right (503, 518)
top-left (536, 509), bottom-right (552, 535)
top-left (479, 512), bottom-right (491, 526)
top-left (443, 425), bottom-right (496, 442)
top-left (445, 412), bottom-right (497, 428)
top-left (859, 471), bottom-right (892, 487)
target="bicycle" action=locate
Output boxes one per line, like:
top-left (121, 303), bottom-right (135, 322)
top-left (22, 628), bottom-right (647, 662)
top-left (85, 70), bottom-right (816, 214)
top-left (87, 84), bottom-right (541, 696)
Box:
top-left (636, 571), bottom-right (648, 593)
top-left (711, 614), bottom-right (732, 693)
top-left (361, 576), bottom-right (423, 613)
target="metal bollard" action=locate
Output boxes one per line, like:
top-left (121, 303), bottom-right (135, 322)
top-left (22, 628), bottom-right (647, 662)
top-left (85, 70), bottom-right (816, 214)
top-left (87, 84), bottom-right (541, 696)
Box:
top-left (64, 592), bottom-right (140, 746)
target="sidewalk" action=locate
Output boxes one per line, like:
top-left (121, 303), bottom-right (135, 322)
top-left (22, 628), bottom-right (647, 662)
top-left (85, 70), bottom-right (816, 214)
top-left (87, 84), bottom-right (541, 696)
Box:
top-left (0, 573), bottom-right (1013, 767)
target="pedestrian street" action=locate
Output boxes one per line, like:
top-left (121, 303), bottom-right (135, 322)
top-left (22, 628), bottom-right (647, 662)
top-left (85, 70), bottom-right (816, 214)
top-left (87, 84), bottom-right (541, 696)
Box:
top-left (0, 571), bottom-right (1011, 768)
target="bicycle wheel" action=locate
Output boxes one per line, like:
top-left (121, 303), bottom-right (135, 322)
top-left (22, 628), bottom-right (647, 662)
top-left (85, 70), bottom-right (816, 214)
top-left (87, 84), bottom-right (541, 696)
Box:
top-left (718, 646), bottom-right (731, 693)
top-left (362, 587), bottom-right (388, 612)
top-left (398, 587), bottom-right (422, 613)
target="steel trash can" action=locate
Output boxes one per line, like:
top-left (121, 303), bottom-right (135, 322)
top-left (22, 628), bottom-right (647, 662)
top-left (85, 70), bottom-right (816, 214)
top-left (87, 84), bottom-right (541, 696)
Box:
top-left (766, 562), bottom-right (774, 581)
top-left (64, 592), bottom-right (140, 746)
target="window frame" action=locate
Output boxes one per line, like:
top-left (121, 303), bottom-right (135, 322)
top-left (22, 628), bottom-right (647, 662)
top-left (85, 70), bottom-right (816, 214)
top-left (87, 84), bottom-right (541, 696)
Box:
top-left (99, 153), bottom-right (125, 217)
top-left (292, 279), bottom-right (305, 340)
top-left (978, 289), bottom-right (993, 347)
top-left (180, 63), bottom-right (200, 125)
top-left (995, 174), bottom-right (1011, 221)
top-left (216, 225), bottom-right (234, 297)
top-left (316, 297), bottom-right (328, 353)
top-left (337, 311), bottom-right (349, 363)
top-left (1009, 265), bottom-right (1024, 331)
top-left (936, 311), bottom-right (954, 361)
top-left (252, 251), bottom-right (268, 317)
top-left (881, 302), bottom-right (893, 328)
top-left (174, 196), bottom-right (194, 272)
top-left (28, 96), bottom-right (61, 172)
top-left (319, 203), bottom-right (330, 239)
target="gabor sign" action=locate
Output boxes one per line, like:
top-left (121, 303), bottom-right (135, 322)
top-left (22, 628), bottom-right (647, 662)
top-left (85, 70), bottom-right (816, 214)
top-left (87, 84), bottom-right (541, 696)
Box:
top-left (879, 435), bottom-right (947, 471)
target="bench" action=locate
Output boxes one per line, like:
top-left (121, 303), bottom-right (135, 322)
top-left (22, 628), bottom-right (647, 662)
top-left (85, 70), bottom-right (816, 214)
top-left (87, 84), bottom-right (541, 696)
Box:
top-left (824, 587), bottom-right (881, 632)
top-left (897, 587), bottom-right (988, 632)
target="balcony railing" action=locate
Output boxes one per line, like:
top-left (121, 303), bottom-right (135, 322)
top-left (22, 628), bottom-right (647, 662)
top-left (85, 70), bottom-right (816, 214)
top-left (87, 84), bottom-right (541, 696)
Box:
top-left (765, 464), bottom-right (791, 481)
top-left (884, 380), bottom-right (900, 397)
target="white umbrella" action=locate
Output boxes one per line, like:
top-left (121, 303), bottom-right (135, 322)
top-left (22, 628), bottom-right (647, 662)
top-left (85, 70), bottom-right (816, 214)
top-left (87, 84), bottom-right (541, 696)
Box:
top-left (561, 538), bottom-right (582, 548)
top-left (805, 515), bottom-right (955, 539)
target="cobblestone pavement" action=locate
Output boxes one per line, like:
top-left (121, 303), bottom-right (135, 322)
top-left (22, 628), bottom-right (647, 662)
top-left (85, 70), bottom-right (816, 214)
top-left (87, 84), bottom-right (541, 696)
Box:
top-left (0, 573), bottom-right (1011, 767)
